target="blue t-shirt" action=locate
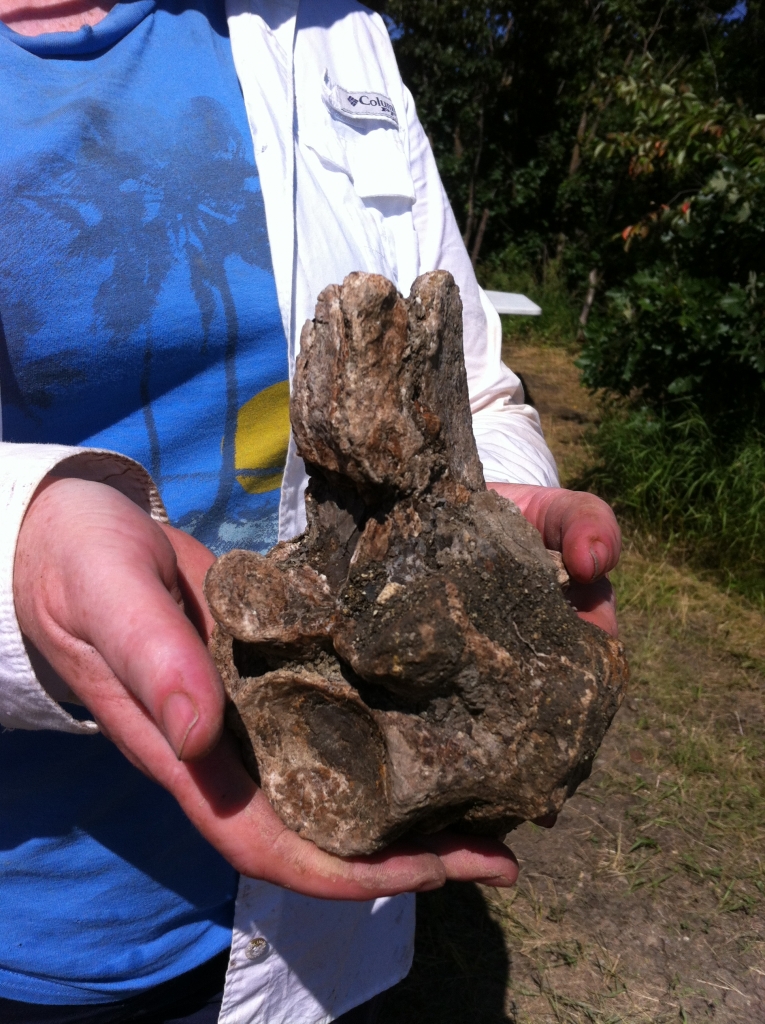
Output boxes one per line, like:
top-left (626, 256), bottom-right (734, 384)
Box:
top-left (0, 0), bottom-right (290, 1004)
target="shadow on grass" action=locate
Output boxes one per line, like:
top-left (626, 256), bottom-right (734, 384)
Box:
top-left (378, 882), bottom-right (513, 1024)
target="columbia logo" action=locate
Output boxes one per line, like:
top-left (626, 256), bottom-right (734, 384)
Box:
top-left (326, 83), bottom-right (399, 127)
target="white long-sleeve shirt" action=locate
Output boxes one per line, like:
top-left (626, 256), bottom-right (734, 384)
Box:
top-left (0, 1), bottom-right (558, 1019)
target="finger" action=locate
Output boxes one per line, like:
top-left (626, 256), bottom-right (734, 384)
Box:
top-left (488, 484), bottom-right (621, 583)
top-left (566, 578), bottom-right (618, 637)
top-left (555, 495), bottom-right (621, 584)
top-left (77, 558), bottom-right (225, 760)
top-left (261, 817), bottom-right (448, 898)
top-left (413, 832), bottom-right (519, 887)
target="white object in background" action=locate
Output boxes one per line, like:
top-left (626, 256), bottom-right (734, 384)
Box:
top-left (484, 290), bottom-right (542, 316)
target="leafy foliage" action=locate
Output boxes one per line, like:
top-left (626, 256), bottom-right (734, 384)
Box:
top-left (580, 59), bottom-right (765, 433)
top-left (385, 0), bottom-right (762, 267)
top-left (383, 0), bottom-right (765, 588)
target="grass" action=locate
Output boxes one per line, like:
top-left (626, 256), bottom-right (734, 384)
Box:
top-left (378, 344), bottom-right (765, 1024)
top-left (581, 406), bottom-right (765, 606)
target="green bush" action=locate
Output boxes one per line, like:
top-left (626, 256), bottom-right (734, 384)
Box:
top-left (580, 67), bottom-right (765, 436)
top-left (580, 263), bottom-right (765, 437)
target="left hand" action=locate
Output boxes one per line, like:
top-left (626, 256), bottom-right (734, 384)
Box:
top-left (14, 477), bottom-right (519, 895)
top-left (487, 484), bottom-right (621, 638)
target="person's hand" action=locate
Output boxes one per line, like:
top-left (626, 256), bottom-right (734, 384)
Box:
top-left (13, 476), bottom-right (519, 898)
top-left (487, 484), bottom-right (620, 638)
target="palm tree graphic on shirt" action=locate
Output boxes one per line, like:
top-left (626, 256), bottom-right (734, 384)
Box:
top-left (1, 95), bottom-right (289, 551)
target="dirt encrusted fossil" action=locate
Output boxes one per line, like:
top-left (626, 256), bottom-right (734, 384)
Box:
top-left (205, 271), bottom-right (628, 857)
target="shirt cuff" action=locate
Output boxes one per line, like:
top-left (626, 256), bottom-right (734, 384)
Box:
top-left (0, 444), bottom-right (167, 733)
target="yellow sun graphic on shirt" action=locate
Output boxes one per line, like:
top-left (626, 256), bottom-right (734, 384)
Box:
top-left (234, 379), bottom-right (291, 494)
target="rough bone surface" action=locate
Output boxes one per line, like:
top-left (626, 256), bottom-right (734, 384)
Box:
top-left (205, 271), bottom-right (628, 856)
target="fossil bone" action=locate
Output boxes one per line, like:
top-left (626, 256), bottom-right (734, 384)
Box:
top-left (205, 271), bottom-right (628, 856)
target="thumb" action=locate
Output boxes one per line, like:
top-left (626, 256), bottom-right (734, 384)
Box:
top-left (552, 492), bottom-right (621, 583)
top-left (16, 477), bottom-right (224, 761)
top-left (82, 554), bottom-right (225, 760)
top-left (491, 484), bottom-right (621, 583)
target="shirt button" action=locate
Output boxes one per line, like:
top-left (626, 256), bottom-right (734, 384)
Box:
top-left (245, 937), bottom-right (269, 962)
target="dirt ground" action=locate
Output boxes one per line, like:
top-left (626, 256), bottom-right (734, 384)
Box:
top-left (378, 345), bottom-right (765, 1024)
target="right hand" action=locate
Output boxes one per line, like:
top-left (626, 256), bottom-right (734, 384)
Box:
top-left (13, 476), bottom-right (519, 900)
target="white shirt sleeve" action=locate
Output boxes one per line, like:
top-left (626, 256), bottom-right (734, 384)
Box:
top-left (0, 443), bottom-right (167, 733)
top-left (402, 85), bottom-right (560, 488)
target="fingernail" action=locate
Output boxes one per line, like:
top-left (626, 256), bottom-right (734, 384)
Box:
top-left (162, 692), bottom-right (199, 760)
top-left (590, 542), bottom-right (608, 580)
